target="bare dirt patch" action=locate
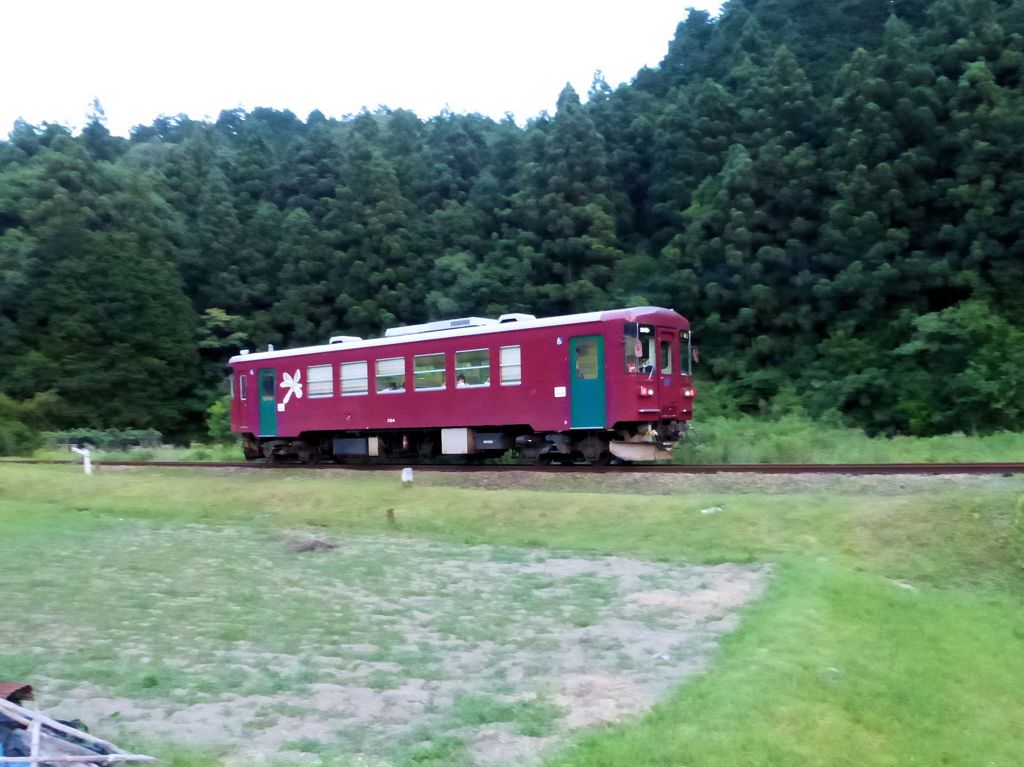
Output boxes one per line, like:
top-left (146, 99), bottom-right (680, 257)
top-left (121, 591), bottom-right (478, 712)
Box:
top-left (469, 725), bottom-right (559, 766)
top-left (7, 523), bottom-right (767, 765)
top-left (553, 674), bottom-right (648, 728)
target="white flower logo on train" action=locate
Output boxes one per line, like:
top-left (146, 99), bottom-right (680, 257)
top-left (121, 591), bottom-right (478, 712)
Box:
top-left (277, 370), bottom-right (303, 412)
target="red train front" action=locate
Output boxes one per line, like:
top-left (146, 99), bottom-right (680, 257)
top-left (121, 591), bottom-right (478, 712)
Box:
top-left (227, 306), bottom-right (695, 463)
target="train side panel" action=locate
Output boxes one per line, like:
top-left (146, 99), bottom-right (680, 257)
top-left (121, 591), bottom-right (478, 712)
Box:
top-left (231, 322), bottom-right (595, 436)
top-left (228, 306), bottom-right (693, 459)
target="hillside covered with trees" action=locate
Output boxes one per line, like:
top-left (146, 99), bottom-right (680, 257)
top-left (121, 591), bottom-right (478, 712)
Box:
top-left (2, 0), bottom-right (1023, 445)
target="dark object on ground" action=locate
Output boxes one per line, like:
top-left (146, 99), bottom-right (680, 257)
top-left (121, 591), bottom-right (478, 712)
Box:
top-left (0, 684), bottom-right (32, 704)
top-left (286, 534), bottom-right (339, 552)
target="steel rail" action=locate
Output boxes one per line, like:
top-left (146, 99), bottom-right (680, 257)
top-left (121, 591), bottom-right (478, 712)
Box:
top-left (5, 459), bottom-right (1024, 474)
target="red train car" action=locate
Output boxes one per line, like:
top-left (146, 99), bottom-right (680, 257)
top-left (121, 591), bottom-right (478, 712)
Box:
top-left (227, 306), bottom-right (695, 463)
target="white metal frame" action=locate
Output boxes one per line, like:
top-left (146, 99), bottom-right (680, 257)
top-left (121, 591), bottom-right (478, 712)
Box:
top-left (0, 698), bottom-right (154, 765)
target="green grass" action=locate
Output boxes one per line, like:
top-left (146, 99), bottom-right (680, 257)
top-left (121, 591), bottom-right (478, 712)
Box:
top-left (454, 694), bottom-right (562, 736)
top-left (1, 464), bottom-right (1023, 766)
top-left (398, 729), bottom-right (466, 767)
top-left (548, 563), bottom-right (1024, 767)
top-left (676, 414), bottom-right (1024, 464)
top-left (11, 417), bottom-right (1024, 467)
top-left (21, 442), bottom-right (242, 462)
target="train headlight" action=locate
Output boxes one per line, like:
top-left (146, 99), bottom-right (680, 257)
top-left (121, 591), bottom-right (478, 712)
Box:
top-left (639, 385), bottom-right (654, 398)
top-left (682, 388), bottom-right (696, 398)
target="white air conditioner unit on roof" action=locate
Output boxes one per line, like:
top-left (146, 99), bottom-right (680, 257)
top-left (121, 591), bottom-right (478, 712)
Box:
top-left (384, 317), bottom-right (499, 337)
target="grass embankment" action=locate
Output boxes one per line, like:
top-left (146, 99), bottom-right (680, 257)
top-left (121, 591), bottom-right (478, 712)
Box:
top-left (16, 415), bottom-right (1024, 466)
top-left (676, 414), bottom-right (1024, 464)
top-left (23, 443), bottom-right (241, 463)
top-left (1, 465), bottom-right (1023, 766)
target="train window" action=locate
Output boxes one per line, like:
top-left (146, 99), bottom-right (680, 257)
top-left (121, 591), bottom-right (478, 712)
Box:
top-left (340, 361), bottom-right (368, 396)
top-left (228, 375), bottom-right (235, 399)
top-left (680, 329), bottom-right (692, 376)
top-left (574, 341), bottom-right (599, 380)
top-left (260, 373), bottom-right (275, 399)
top-left (414, 353), bottom-right (446, 390)
top-left (307, 364), bottom-right (333, 398)
top-left (376, 357), bottom-right (406, 393)
top-left (455, 349), bottom-right (490, 387)
top-left (239, 375), bottom-right (247, 401)
top-left (660, 340), bottom-right (673, 374)
top-left (624, 323), bottom-right (655, 373)
top-left (500, 346), bottom-right (521, 385)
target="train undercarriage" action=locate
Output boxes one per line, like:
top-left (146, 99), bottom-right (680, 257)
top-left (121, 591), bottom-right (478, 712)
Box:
top-left (242, 421), bottom-right (688, 466)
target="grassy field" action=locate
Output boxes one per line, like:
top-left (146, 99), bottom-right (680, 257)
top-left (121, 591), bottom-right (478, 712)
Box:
top-left (676, 414), bottom-right (1024, 464)
top-left (23, 443), bottom-right (242, 463)
top-left (15, 415), bottom-right (1024, 466)
top-left (1, 464), bottom-right (1023, 766)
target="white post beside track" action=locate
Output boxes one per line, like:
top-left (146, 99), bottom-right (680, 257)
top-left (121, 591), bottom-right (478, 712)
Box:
top-left (70, 446), bottom-right (92, 475)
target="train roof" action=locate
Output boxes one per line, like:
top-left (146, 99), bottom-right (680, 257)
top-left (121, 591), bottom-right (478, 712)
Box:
top-left (229, 306), bottom-right (685, 365)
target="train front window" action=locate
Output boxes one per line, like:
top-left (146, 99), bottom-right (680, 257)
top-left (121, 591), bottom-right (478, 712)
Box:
top-left (239, 375), bottom-right (247, 400)
top-left (680, 329), bottom-right (692, 376)
top-left (660, 340), bottom-right (672, 374)
top-left (624, 323), bottom-right (655, 373)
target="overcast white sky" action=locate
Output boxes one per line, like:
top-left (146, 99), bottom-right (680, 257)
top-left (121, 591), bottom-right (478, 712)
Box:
top-left (2, 0), bottom-right (722, 137)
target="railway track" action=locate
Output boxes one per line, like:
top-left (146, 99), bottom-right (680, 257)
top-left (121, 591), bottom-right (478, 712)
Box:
top-left (7, 459), bottom-right (1024, 474)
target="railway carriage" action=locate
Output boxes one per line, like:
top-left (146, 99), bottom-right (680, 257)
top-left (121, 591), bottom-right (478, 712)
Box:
top-left (227, 306), bottom-right (696, 464)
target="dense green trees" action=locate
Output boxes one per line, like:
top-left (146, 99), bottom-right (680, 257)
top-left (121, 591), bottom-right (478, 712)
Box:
top-left (2, 0), bottom-right (1023, 441)
top-left (0, 127), bottom-right (196, 436)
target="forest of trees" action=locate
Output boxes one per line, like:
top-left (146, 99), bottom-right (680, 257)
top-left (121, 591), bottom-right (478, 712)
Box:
top-left (2, 0), bottom-right (1023, 446)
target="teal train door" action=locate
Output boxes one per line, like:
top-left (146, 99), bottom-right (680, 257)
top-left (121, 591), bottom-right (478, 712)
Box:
top-left (258, 368), bottom-right (278, 437)
top-left (570, 336), bottom-right (606, 428)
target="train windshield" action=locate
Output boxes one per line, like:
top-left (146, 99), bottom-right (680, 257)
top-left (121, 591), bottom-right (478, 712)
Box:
top-left (624, 323), bottom-right (655, 373)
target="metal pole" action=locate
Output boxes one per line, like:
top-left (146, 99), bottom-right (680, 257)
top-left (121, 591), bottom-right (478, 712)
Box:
top-left (28, 718), bottom-right (40, 767)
